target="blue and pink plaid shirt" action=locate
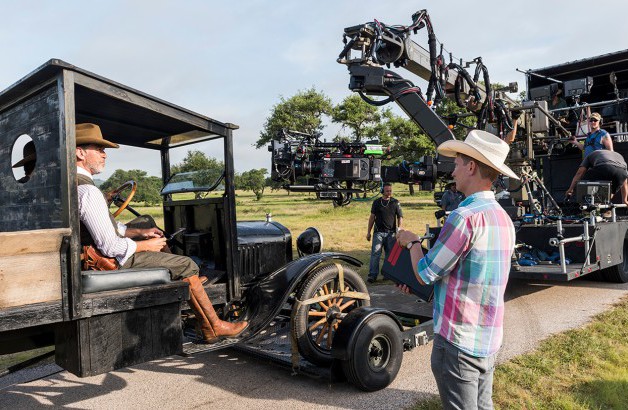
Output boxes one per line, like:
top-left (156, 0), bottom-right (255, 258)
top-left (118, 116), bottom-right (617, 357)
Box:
top-left (417, 191), bottom-right (515, 357)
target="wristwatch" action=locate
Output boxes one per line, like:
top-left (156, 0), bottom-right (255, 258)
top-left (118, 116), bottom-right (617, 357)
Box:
top-left (406, 240), bottom-right (421, 250)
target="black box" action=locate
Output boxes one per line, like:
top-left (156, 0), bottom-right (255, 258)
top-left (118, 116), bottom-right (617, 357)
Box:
top-left (184, 232), bottom-right (213, 259)
top-left (576, 181), bottom-right (611, 205)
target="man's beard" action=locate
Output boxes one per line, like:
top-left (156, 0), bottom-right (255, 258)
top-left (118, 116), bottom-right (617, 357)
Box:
top-left (87, 161), bottom-right (104, 175)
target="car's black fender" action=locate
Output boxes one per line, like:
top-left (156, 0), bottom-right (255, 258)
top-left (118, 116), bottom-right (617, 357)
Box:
top-left (237, 252), bottom-right (361, 340)
top-left (331, 307), bottom-right (403, 361)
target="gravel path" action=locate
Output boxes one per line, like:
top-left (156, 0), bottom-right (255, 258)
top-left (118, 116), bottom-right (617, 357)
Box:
top-left (1, 278), bottom-right (626, 409)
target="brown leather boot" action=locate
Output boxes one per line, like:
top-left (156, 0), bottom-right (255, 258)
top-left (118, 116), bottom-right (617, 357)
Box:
top-left (183, 276), bottom-right (248, 343)
top-left (183, 276), bottom-right (216, 342)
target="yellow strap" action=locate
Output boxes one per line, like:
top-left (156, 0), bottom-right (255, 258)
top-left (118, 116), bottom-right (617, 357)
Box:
top-left (294, 291), bottom-right (370, 309)
top-left (337, 263), bottom-right (345, 292)
top-left (290, 325), bottom-right (300, 375)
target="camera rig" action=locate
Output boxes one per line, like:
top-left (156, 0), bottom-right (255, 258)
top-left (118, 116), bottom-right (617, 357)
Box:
top-left (269, 129), bottom-right (439, 205)
top-left (268, 10), bottom-right (521, 206)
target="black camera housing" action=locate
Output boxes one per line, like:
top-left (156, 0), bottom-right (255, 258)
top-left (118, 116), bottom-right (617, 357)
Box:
top-left (269, 138), bottom-right (382, 185)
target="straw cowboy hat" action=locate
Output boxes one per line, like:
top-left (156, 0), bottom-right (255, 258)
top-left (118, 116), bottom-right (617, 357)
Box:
top-left (437, 129), bottom-right (519, 180)
top-left (76, 123), bottom-right (119, 148)
top-left (12, 141), bottom-right (37, 168)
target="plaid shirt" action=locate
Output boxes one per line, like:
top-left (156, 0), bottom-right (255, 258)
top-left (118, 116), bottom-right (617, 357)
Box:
top-left (418, 191), bottom-right (515, 357)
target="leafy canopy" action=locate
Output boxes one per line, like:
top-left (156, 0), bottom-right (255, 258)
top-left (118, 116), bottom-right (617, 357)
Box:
top-left (238, 168), bottom-right (268, 200)
top-left (256, 88), bottom-right (333, 149)
top-left (101, 169), bottom-right (162, 206)
top-left (171, 150), bottom-right (224, 174)
top-left (331, 94), bottom-right (383, 142)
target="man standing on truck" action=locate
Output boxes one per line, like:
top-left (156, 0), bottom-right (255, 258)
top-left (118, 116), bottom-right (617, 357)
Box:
top-left (366, 182), bottom-right (403, 283)
top-left (569, 112), bottom-right (614, 156)
top-left (75, 123), bottom-right (247, 343)
top-left (396, 129), bottom-right (517, 409)
top-left (565, 149), bottom-right (628, 205)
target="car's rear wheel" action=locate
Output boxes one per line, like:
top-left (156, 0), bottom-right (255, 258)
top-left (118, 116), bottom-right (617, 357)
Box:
top-left (341, 313), bottom-right (403, 391)
top-left (291, 264), bottom-right (369, 366)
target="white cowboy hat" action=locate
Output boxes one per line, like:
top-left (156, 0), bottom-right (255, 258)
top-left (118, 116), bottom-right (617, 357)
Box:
top-left (437, 129), bottom-right (519, 180)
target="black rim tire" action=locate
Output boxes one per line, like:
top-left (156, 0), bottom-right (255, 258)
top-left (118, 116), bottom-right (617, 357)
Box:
top-left (341, 314), bottom-right (403, 392)
top-left (291, 264), bottom-right (369, 366)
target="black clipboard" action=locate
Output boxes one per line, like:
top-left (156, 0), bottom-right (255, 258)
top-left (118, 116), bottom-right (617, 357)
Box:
top-left (381, 241), bottom-right (434, 302)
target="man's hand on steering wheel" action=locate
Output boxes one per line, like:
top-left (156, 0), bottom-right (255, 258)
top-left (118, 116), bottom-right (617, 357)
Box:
top-left (105, 180), bottom-right (137, 217)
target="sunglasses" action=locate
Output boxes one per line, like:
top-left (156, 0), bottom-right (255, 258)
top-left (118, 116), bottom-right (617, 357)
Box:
top-left (589, 118), bottom-right (599, 122)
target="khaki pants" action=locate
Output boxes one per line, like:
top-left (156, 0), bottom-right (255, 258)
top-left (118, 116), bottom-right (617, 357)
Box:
top-left (122, 250), bottom-right (198, 281)
top-left (123, 215), bottom-right (199, 280)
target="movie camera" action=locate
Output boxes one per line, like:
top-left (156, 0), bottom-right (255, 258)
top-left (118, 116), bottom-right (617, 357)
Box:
top-left (268, 130), bottom-right (440, 205)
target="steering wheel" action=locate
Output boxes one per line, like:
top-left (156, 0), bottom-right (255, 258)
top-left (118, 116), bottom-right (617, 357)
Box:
top-left (106, 180), bottom-right (137, 217)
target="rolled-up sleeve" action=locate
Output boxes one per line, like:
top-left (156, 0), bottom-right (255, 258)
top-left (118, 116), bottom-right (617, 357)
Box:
top-left (417, 211), bottom-right (471, 284)
top-left (78, 185), bottom-right (136, 265)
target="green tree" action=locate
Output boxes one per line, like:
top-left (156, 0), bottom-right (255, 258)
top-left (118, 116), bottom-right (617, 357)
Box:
top-left (331, 94), bottom-right (383, 141)
top-left (171, 150), bottom-right (224, 174)
top-left (383, 110), bottom-right (435, 162)
top-left (256, 88), bottom-right (333, 148)
top-left (101, 169), bottom-right (162, 206)
top-left (239, 168), bottom-right (268, 200)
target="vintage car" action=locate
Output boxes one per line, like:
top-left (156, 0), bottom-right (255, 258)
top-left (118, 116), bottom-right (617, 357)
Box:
top-left (0, 60), bottom-right (431, 391)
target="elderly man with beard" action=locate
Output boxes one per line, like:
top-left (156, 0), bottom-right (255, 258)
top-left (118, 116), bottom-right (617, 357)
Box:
top-left (75, 123), bottom-right (247, 343)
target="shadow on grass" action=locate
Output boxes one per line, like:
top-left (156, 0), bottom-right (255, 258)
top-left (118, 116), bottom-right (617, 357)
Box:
top-left (574, 378), bottom-right (628, 409)
top-left (411, 395), bottom-right (442, 410)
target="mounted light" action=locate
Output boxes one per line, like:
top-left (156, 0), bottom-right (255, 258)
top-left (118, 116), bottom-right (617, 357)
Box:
top-left (297, 227), bottom-right (324, 256)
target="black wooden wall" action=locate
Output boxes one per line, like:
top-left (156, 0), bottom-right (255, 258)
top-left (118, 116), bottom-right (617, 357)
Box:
top-left (0, 85), bottom-right (65, 231)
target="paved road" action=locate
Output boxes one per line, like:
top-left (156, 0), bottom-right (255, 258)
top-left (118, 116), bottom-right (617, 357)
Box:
top-left (1, 278), bottom-right (627, 409)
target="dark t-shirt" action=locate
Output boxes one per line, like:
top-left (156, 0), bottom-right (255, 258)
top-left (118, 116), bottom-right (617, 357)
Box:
top-left (441, 189), bottom-right (465, 211)
top-left (580, 150), bottom-right (627, 170)
top-left (371, 197), bottom-right (403, 232)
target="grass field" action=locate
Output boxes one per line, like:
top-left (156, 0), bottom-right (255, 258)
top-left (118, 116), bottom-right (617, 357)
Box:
top-left (413, 295), bottom-right (628, 410)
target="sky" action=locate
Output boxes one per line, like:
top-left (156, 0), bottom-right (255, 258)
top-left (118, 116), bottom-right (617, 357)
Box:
top-left (3, 0), bottom-right (628, 179)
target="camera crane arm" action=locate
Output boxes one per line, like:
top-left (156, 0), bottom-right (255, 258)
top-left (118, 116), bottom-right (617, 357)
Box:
top-left (338, 11), bottom-right (520, 146)
top-left (338, 13), bottom-right (456, 173)
top-left (338, 14), bottom-right (455, 146)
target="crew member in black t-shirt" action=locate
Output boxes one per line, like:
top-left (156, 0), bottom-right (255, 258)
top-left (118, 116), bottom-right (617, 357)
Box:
top-left (366, 183), bottom-right (403, 283)
top-left (565, 149), bottom-right (628, 205)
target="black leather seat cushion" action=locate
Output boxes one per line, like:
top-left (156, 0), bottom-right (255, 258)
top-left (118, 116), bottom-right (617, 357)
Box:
top-left (82, 268), bottom-right (171, 293)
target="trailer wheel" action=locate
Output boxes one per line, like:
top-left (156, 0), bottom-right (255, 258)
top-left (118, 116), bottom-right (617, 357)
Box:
top-left (601, 233), bottom-right (628, 283)
top-left (341, 314), bottom-right (403, 392)
top-left (292, 264), bottom-right (369, 366)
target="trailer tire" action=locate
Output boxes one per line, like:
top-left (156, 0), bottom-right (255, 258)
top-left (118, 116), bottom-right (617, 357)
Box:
top-left (341, 314), bottom-right (403, 392)
top-left (292, 264), bottom-right (369, 366)
top-left (601, 234), bottom-right (628, 283)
